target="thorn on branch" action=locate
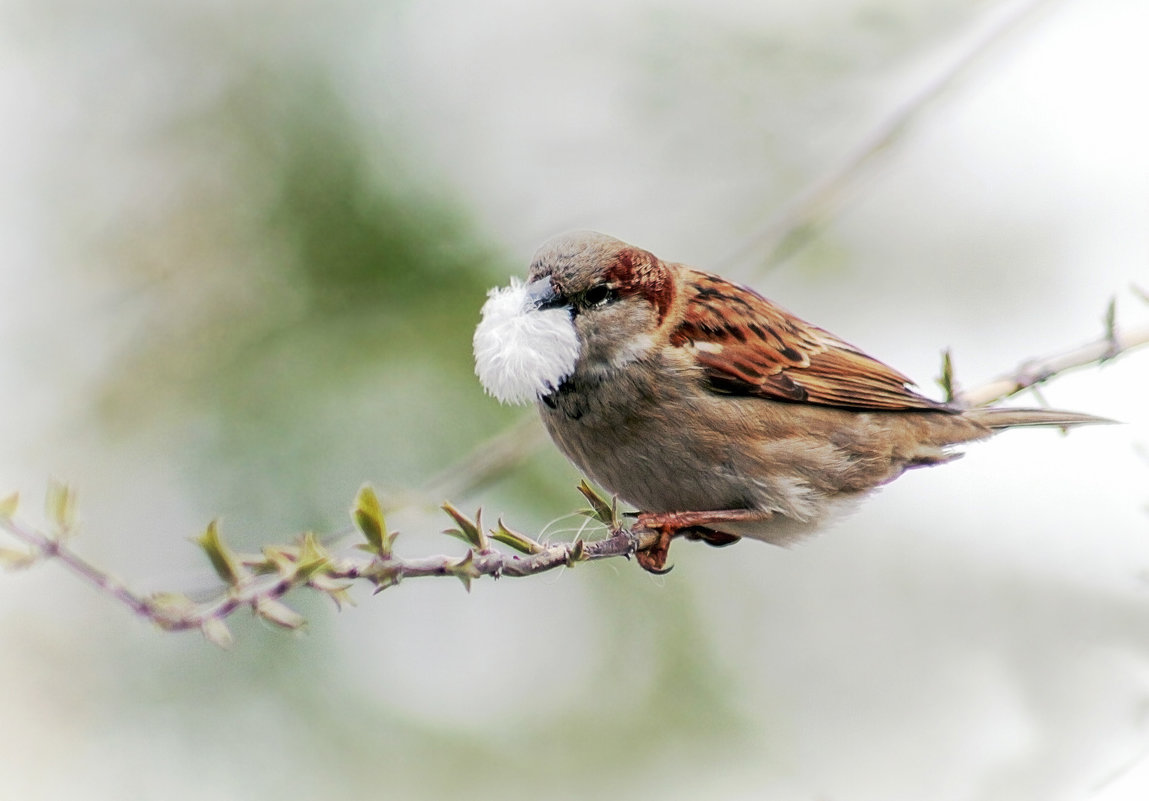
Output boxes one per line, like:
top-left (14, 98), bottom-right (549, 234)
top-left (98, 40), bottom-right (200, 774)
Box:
top-left (567, 539), bottom-right (586, 566)
top-left (447, 550), bottom-right (480, 592)
top-left (367, 563), bottom-right (403, 594)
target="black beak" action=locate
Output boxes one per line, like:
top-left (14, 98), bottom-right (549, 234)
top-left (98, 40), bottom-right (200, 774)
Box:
top-left (524, 277), bottom-right (566, 311)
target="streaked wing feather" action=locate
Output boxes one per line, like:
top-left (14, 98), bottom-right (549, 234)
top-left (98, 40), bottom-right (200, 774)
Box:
top-left (670, 270), bottom-right (947, 412)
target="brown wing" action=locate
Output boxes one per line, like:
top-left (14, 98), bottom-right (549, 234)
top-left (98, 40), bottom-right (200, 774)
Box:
top-left (668, 270), bottom-right (948, 411)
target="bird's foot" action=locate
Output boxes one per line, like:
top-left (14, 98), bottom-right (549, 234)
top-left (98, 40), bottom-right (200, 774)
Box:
top-left (633, 510), bottom-right (754, 573)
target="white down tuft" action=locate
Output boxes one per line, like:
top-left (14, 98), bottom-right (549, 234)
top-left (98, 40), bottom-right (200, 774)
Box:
top-left (473, 279), bottom-right (580, 405)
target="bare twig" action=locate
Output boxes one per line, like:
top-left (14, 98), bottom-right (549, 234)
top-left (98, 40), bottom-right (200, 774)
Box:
top-left (0, 508), bottom-right (154, 619)
top-left (718, 0), bottom-right (1059, 272)
top-left (954, 321), bottom-right (1149, 408)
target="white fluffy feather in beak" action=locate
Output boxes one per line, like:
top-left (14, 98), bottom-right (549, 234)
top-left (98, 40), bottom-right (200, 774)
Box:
top-left (473, 278), bottom-right (579, 405)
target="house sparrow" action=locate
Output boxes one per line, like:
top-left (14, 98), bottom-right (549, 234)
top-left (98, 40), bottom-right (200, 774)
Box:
top-left (473, 231), bottom-right (1107, 572)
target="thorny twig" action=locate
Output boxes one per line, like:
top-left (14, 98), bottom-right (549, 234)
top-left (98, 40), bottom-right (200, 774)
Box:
top-left (1, 303), bottom-right (1145, 645)
top-left (0, 484), bottom-right (656, 647)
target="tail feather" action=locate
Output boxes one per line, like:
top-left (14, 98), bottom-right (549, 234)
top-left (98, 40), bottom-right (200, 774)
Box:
top-left (963, 406), bottom-right (1116, 430)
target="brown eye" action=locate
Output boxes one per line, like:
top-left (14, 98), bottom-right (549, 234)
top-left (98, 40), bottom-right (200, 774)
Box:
top-left (584, 284), bottom-right (615, 307)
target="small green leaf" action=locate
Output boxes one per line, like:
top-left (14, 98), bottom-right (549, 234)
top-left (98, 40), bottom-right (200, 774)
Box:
top-left (294, 532), bottom-right (331, 582)
top-left (255, 598), bottom-right (306, 630)
top-left (45, 480), bottom-right (77, 536)
top-left (201, 617), bottom-right (234, 649)
top-left (194, 520), bottom-right (246, 586)
top-left (352, 484), bottom-right (391, 555)
top-left (937, 348), bottom-right (956, 403)
top-left (0, 492), bottom-right (18, 519)
top-left (490, 518), bottom-right (544, 554)
top-left (576, 480), bottom-right (618, 528)
top-left (441, 503), bottom-right (488, 551)
top-left (0, 546), bottom-right (36, 570)
top-left (447, 550), bottom-right (480, 592)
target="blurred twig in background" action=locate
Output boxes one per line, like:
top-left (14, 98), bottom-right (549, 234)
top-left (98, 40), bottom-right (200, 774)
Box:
top-left (420, 413), bottom-right (546, 500)
top-left (718, 0), bottom-right (1060, 273)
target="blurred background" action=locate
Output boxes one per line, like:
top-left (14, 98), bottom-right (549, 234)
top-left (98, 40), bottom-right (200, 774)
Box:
top-left (1, 0), bottom-right (1147, 799)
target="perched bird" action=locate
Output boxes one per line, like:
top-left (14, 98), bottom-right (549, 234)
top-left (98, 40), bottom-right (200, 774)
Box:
top-left (473, 231), bottom-right (1107, 572)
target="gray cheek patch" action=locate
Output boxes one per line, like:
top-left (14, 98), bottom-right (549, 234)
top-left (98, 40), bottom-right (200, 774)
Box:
top-left (473, 279), bottom-right (580, 405)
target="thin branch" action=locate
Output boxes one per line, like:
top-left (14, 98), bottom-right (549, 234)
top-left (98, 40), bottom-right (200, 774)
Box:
top-left (0, 485), bottom-right (657, 646)
top-left (154, 527), bottom-right (656, 631)
top-left (717, 0), bottom-right (1059, 272)
top-left (954, 321), bottom-right (1149, 408)
top-left (0, 511), bottom-right (155, 619)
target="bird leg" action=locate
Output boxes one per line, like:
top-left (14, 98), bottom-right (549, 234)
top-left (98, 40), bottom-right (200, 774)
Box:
top-left (633, 509), bottom-right (770, 573)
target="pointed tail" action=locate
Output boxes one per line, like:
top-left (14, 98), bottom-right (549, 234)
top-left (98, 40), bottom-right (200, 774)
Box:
top-left (964, 406), bottom-right (1116, 430)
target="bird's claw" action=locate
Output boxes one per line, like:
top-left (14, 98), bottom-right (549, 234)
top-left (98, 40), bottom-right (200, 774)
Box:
top-left (633, 514), bottom-right (676, 574)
